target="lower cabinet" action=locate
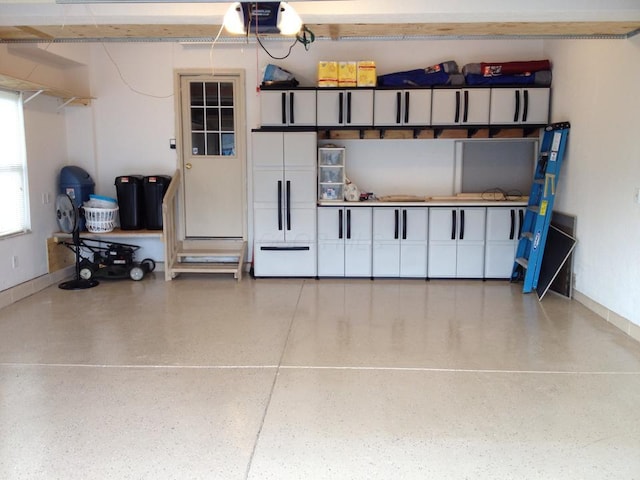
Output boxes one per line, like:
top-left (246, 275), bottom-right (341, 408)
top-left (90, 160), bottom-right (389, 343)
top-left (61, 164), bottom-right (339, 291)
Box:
top-left (317, 206), bottom-right (372, 277)
top-left (428, 207), bottom-right (486, 278)
top-left (484, 206), bottom-right (525, 278)
top-left (372, 207), bottom-right (428, 277)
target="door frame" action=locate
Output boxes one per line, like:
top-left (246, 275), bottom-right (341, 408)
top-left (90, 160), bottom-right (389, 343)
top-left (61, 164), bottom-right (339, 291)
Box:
top-left (174, 68), bottom-right (247, 240)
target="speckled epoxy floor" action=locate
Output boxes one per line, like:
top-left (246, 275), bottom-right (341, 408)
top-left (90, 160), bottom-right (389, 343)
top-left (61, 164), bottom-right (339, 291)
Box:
top-left (1, 275), bottom-right (639, 479)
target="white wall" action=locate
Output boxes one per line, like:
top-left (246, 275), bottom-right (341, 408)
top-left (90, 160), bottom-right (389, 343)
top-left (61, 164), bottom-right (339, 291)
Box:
top-left (544, 36), bottom-right (640, 327)
top-left (3, 37), bottom-right (548, 291)
top-left (0, 94), bottom-right (69, 291)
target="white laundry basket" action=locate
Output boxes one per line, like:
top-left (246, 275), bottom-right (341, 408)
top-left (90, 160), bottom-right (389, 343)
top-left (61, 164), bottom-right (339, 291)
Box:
top-left (84, 206), bottom-right (119, 233)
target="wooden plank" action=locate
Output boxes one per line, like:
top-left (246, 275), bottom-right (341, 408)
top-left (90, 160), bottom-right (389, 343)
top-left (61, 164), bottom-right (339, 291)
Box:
top-left (1, 21), bottom-right (637, 42)
top-left (47, 237), bottom-right (75, 273)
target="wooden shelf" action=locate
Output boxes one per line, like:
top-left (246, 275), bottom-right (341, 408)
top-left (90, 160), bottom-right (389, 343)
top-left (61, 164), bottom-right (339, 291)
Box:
top-left (54, 228), bottom-right (163, 240)
top-left (0, 72), bottom-right (92, 106)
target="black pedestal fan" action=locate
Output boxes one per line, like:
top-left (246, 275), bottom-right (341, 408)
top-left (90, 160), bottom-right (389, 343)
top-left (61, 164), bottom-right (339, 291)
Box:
top-left (56, 194), bottom-right (99, 290)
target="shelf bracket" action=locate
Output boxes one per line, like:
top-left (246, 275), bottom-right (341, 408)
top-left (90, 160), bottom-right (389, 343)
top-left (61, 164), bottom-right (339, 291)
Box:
top-left (523, 127), bottom-right (539, 137)
top-left (413, 129), bottom-right (421, 139)
top-left (466, 128), bottom-right (479, 138)
top-left (57, 97), bottom-right (78, 110)
top-left (23, 89), bottom-right (44, 104)
top-left (489, 128), bottom-right (501, 138)
top-left (433, 128), bottom-right (443, 139)
top-left (379, 129), bottom-right (386, 139)
top-left (359, 129), bottom-right (365, 139)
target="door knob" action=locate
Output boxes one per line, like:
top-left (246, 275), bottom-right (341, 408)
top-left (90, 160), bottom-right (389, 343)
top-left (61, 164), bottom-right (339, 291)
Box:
top-left (185, 163), bottom-right (192, 170)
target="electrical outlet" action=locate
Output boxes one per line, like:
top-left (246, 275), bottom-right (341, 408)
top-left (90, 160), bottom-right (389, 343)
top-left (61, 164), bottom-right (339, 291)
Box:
top-left (169, 138), bottom-right (176, 150)
top-left (11, 255), bottom-right (18, 269)
top-left (635, 187), bottom-right (640, 205)
top-left (42, 192), bottom-right (50, 204)
top-left (572, 273), bottom-right (577, 289)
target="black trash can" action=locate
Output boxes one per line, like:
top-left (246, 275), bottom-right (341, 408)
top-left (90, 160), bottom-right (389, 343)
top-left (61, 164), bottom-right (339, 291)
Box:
top-left (115, 175), bottom-right (145, 230)
top-left (143, 175), bottom-right (171, 230)
top-left (59, 166), bottom-right (95, 231)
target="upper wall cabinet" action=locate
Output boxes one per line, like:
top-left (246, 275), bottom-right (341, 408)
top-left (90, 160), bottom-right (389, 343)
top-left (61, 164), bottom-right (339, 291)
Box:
top-left (431, 88), bottom-right (491, 126)
top-left (489, 87), bottom-right (550, 125)
top-left (317, 89), bottom-right (374, 127)
top-left (373, 89), bottom-right (432, 127)
top-left (260, 88), bottom-right (317, 127)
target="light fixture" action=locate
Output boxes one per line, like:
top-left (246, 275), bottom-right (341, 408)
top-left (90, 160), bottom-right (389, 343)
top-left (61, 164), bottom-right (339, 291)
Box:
top-left (223, 2), bottom-right (246, 35)
top-left (223, 2), bottom-right (303, 36)
top-left (276, 2), bottom-right (303, 35)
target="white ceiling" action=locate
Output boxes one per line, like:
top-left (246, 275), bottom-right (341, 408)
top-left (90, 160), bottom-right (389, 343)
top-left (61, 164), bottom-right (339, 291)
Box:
top-left (0, 0), bottom-right (638, 41)
top-left (1, 0), bottom-right (639, 26)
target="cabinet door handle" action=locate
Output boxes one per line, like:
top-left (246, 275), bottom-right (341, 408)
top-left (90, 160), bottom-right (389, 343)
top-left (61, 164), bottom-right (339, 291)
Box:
top-left (394, 209), bottom-right (399, 239)
top-left (347, 209), bottom-right (352, 239)
top-left (463, 90), bottom-right (469, 123)
top-left (277, 180), bottom-right (283, 231)
top-left (402, 209), bottom-right (407, 240)
top-left (286, 180), bottom-right (291, 231)
top-left (451, 210), bottom-right (457, 240)
top-left (460, 209), bottom-right (465, 240)
top-left (455, 91), bottom-right (461, 123)
top-left (518, 209), bottom-right (524, 238)
top-left (522, 90), bottom-right (529, 122)
top-left (405, 91), bottom-right (410, 124)
top-left (514, 90), bottom-right (520, 122)
top-left (338, 209), bottom-right (343, 239)
top-left (396, 92), bottom-right (402, 124)
top-left (289, 92), bottom-right (295, 124)
top-left (281, 92), bottom-right (287, 125)
top-left (347, 91), bottom-right (352, 124)
top-left (339, 92), bottom-right (344, 124)
top-left (509, 209), bottom-right (515, 240)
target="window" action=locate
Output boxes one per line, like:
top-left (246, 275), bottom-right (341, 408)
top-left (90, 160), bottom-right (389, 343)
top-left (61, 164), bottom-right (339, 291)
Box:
top-left (0, 89), bottom-right (30, 237)
top-left (189, 81), bottom-right (236, 156)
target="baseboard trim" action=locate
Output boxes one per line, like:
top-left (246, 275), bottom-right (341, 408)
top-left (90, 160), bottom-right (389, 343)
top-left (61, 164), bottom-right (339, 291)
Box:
top-left (0, 266), bottom-right (75, 310)
top-left (573, 290), bottom-right (640, 343)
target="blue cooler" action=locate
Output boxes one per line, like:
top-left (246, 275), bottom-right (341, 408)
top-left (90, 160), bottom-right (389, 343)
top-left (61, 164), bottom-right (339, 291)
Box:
top-left (59, 166), bottom-right (95, 230)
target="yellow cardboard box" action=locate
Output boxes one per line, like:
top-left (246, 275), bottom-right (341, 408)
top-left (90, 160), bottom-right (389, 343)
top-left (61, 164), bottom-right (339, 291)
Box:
top-left (338, 61), bottom-right (357, 87)
top-left (318, 61), bottom-right (338, 87)
top-left (357, 61), bottom-right (377, 87)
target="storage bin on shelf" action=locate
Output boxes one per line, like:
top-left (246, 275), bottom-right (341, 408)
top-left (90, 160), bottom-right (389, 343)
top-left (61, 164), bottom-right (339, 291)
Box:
top-left (83, 205), bottom-right (119, 233)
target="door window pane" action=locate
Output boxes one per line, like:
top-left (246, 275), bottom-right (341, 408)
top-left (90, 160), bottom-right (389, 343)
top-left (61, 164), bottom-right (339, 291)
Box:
top-left (191, 108), bottom-right (204, 130)
top-left (205, 83), bottom-right (219, 106)
top-left (189, 80), bottom-right (236, 156)
top-left (191, 133), bottom-right (205, 156)
top-left (206, 108), bottom-right (220, 131)
top-left (222, 134), bottom-right (235, 156)
top-left (221, 108), bottom-right (234, 131)
top-left (207, 133), bottom-right (220, 156)
top-left (190, 83), bottom-right (204, 106)
top-left (220, 83), bottom-right (234, 106)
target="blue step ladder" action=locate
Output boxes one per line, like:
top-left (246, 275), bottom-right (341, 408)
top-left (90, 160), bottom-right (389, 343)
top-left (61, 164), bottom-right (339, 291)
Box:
top-left (511, 122), bottom-right (571, 293)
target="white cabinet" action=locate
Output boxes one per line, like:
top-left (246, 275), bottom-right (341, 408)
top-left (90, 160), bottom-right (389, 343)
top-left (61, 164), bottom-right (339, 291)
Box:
top-left (260, 89), bottom-right (317, 127)
top-left (252, 131), bottom-right (317, 276)
top-left (374, 89), bottom-right (432, 126)
top-left (318, 206), bottom-right (372, 277)
top-left (428, 207), bottom-right (486, 278)
top-left (372, 207), bottom-right (428, 277)
top-left (316, 89), bottom-right (374, 127)
top-left (484, 206), bottom-right (525, 278)
top-left (431, 88), bottom-right (491, 126)
top-left (489, 87), bottom-right (550, 125)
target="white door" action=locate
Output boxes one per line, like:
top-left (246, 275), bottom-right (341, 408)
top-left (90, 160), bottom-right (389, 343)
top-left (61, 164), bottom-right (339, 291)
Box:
top-left (180, 73), bottom-right (245, 238)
